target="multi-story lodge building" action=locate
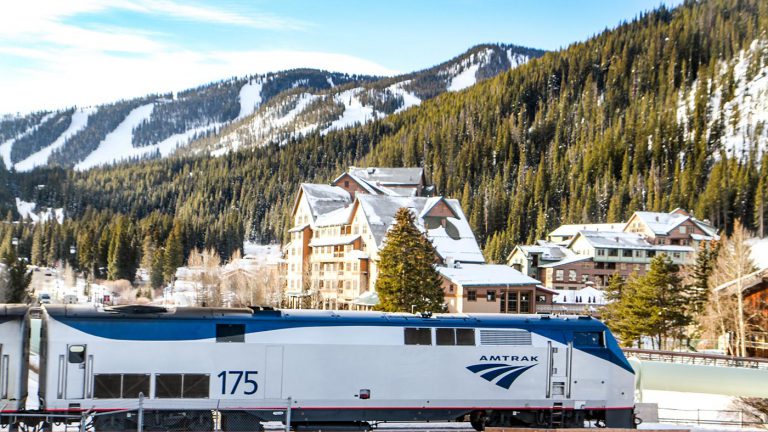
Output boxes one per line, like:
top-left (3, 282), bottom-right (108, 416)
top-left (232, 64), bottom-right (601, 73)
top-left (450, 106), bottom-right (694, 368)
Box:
top-left (508, 209), bottom-right (718, 292)
top-left (286, 167), bottom-right (554, 312)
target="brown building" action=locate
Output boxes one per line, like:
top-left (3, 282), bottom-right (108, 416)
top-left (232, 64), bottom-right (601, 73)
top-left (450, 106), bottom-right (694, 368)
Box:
top-left (437, 263), bottom-right (555, 314)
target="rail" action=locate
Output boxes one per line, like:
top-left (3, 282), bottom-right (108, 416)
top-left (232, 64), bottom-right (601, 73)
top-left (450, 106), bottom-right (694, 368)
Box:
top-left (658, 407), bottom-right (767, 428)
top-left (624, 348), bottom-right (768, 370)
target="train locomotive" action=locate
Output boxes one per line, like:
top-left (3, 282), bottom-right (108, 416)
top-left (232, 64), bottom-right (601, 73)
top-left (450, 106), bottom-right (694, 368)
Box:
top-left (0, 305), bottom-right (29, 423)
top-left (17, 304), bottom-right (636, 430)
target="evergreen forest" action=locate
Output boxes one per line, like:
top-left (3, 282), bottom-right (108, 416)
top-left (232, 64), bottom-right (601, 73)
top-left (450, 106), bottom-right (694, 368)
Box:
top-left (1, 0), bottom-right (768, 281)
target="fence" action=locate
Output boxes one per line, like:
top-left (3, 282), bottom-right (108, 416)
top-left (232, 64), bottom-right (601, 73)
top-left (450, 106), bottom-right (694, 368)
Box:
top-left (658, 407), bottom-right (768, 429)
top-left (0, 395), bottom-right (295, 432)
top-left (623, 347), bottom-right (768, 370)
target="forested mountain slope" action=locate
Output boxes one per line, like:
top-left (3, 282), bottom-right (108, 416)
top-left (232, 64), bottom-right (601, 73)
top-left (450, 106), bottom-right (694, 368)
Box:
top-left (0, 44), bottom-right (540, 171)
top-left (1, 0), bottom-right (767, 278)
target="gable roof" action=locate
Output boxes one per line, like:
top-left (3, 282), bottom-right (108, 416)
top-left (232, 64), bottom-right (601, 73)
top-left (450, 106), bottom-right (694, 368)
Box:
top-left (348, 166), bottom-right (424, 186)
top-left (355, 195), bottom-right (485, 263)
top-left (548, 223), bottom-right (625, 239)
top-left (294, 183), bottom-right (351, 221)
top-left (631, 211), bottom-right (690, 235)
top-left (437, 263), bottom-right (540, 286)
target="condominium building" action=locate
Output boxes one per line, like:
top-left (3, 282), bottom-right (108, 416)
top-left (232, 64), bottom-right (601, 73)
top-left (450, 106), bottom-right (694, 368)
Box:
top-left (285, 167), bottom-right (552, 311)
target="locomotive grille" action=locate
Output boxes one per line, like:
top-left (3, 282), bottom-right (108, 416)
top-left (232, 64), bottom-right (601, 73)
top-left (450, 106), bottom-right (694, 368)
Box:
top-left (479, 330), bottom-right (532, 345)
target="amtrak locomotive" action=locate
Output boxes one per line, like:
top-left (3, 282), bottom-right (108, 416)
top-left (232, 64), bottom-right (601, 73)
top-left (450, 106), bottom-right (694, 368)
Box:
top-left (13, 304), bottom-right (636, 430)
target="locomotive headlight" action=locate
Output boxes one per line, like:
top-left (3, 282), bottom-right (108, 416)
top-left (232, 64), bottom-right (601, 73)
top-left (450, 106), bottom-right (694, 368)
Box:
top-left (359, 389), bottom-right (371, 399)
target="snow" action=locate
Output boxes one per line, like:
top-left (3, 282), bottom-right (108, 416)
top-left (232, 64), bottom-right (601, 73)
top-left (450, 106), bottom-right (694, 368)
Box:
top-left (677, 39), bottom-right (768, 158)
top-left (447, 63), bottom-right (481, 91)
top-left (506, 49), bottom-right (528, 68)
top-left (640, 390), bottom-right (762, 431)
top-left (75, 103), bottom-right (154, 170)
top-left (14, 108), bottom-right (93, 171)
top-left (0, 112), bottom-right (56, 169)
top-left (242, 242), bottom-right (283, 265)
top-left (15, 198), bottom-right (64, 223)
top-left (747, 237), bottom-right (768, 268)
top-left (437, 263), bottom-right (538, 286)
top-left (237, 78), bottom-right (263, 120)
top-left (322, 88), bottom-right (381, 134)
top-left (386, 81), bottom-right (422, 113)
top-left (212, 92), bottom-right (318, 156)
top-left (74, 103), bottom-right (217, 170)
top-left (554, 286), bottom-right (606, 305)
top-left (634, 211), bottom-right (689, 235)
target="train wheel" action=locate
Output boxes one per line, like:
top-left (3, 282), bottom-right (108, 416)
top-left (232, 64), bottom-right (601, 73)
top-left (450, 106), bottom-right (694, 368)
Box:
top-left (469, 411), bottom-right (487, 431)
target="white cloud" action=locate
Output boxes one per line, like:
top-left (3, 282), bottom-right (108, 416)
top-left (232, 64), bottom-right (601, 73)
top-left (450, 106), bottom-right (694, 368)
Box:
top-left (0, 48), bottom-right (398, 114)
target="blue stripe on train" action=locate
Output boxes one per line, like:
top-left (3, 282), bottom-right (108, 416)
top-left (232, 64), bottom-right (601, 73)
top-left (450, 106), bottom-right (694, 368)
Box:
top-left (53, 314), bottom-right (634, 373)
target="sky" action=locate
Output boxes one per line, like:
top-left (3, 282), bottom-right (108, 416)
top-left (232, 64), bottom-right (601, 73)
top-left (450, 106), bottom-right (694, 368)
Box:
top-left (0, 0), bottom-right (683, 115)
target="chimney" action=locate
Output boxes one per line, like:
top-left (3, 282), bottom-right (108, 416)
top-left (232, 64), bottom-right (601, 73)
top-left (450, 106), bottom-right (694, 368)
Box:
top-left (446, 256), bottom-right (455, 268)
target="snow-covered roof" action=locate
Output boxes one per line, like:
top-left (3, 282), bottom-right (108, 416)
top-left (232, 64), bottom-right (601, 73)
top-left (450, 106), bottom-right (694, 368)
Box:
top-left (299, 183), bottom-right (351, 219)
top-left (573, 230), bottom-right (694, 252)
top-left (353, 290), bottom-right (379, 306)
top-left (632, 211), bottom-right (689, 235)
top-left (553, 286), bottom-right (607, 305)
top-left (355, 195), bottom-right (485, 264)
top-left (309, 235), bottom-right (360, 247)
top-left (513, 242), bottom-right (569, 261)
top-left (539, 254), bottom-right (592, 268)
top-left (314, 205), bottom-right (353, 227)
top-left (548, 223), bottom-right (624, 238)
top-left (437, 264), bottom-right (540, 286)
top-left (348, 166), bottom-right (423, 186)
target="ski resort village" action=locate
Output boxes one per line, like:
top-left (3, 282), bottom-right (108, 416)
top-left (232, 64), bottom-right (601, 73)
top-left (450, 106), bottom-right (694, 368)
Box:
top-left (4, 0), bottom-right (768, 430)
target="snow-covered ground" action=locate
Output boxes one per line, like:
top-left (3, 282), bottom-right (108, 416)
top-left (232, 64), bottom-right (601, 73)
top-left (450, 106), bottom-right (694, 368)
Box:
top-left (322, 88), bottom-right (382, 133)
top-left (15, 198), bottom-right (64, 223)
top-left (237, 78), bottom-right (263, 120)
top-left (678, 39), bottom-right (768, 159)
top-left (640, 390), bottom-right (763, 431)
top-left (748, 237), bottom-right (768, 268)
top-left (14, 108), bottom-right (93, 171)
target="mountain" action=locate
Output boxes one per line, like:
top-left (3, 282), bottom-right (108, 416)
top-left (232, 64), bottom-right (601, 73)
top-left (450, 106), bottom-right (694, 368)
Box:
top-left (0, 44), bottom-right (543, 171)
top-left (1, 0), bottom-right (767, 274)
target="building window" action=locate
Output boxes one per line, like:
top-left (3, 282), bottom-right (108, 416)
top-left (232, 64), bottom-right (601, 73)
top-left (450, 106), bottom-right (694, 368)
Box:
top-left (597, 249), bottom-right (605, 256)
top-left (679, 226), bottom-right (687, 234)
top-left (673, 252), bottom-right (681, 259)
top-left (344, 180), bottom-right (350, 187)
top-left (568, 270), bottom-right (577, 282)
top-left (608, 249), bottom-right (618, 257)
top-left (486, 290), bottom-right (496, 302)
top-left (555, 270), bottom-right (564, 281)
top-left (635, 250), bottom-right (644, 258)
top-left (623, 249), bottom-right (633, 257)
top-left (581, 274), bottom-right (589, 283)
top-left (647, 251), bottom-right (656, 258)
top-left (467, 290), bottom-right (476, 301)
top-left (519, 293), bottom-right (530, 313)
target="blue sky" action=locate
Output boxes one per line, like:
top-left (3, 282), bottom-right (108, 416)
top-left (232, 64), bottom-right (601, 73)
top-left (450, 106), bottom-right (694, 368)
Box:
top-left (0, 0), bottom-right (682, 114)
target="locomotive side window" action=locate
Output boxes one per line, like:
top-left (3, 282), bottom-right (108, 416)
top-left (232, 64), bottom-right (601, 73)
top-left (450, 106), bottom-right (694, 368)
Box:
top-left (573, 331), bottom-right (604, 347)
top-left (156, 374), bottom-right (210, 398)
top-left (68, 345), bottom-right (86, 363)
top-left (94, 374), bottom-right (121, 398)
top-left (183, 374), bottom-right (210, 398)
top-left (122, 374), bottom-right (150, 398)
top-left (456, 329), bottom-right (475, 345)
top-left (216, 324), bottom-right (245, 343)
top-left (435, 328), bottom-right (476, 346)
top-left (404, 328), bottom-right (432, 345)
top-left (93, 374), bottom-right (149, 398)
top-left (156, 374), bottom-right (182, 398)
top-left (435, 328), bottom-right (454, 345)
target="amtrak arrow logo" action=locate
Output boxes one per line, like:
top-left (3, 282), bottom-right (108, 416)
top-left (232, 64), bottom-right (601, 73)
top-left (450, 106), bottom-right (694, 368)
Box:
top-left (466, 363), bottom-right (537, 389)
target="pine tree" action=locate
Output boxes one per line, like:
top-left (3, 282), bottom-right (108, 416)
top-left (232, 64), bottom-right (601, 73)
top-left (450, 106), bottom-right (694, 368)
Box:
top-left (3, 248), bottom-right (32, 303)
top-left (30, 226), bottom-right (44, 266)
top-left (151, 251), bottom-right (165, 289)
top-left (107, 217), bottom-right (136, 282)
top-left (375, 208), bottom-right (445, 313)
top-left (163, 228), bottom-right (184, 283)
top-left (690, 240), bottom-right (719, 316)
